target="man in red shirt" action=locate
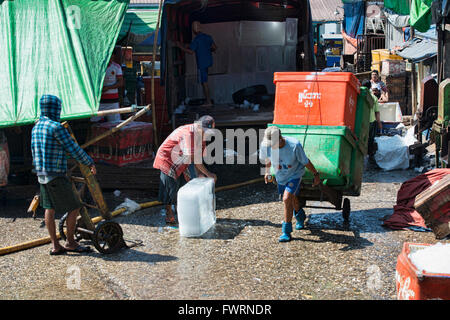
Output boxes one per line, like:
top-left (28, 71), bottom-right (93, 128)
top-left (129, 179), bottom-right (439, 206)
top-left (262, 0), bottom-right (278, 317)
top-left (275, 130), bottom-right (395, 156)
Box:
top-left (153, 115), bottom-right (217, 224)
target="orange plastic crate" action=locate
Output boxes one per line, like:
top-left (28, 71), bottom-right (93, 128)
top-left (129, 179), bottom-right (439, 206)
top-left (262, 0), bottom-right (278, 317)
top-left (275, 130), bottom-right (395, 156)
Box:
top-left (273, 72), bottom-right (360, 131)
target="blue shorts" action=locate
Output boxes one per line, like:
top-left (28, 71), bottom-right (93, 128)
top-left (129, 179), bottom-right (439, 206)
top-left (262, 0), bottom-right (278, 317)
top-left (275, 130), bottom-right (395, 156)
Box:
top-left (277, 178), bottom-right (301, 196)
top-left (198, 68), bottom-right (208, 84)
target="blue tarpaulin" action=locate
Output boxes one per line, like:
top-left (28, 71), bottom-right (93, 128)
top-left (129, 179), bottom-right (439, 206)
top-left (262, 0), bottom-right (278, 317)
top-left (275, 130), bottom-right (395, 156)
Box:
top-left (139, 31), bottom-right (161, 46)
top-left (343, 0), bottom-right (365, 38)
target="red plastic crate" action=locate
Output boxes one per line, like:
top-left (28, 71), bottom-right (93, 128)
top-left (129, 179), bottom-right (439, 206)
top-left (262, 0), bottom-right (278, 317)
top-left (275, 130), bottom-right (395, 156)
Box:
top-left (88, 121), bottom-right (153, 167)
top-left (396, 242), bottom-right (450, 300)
top-left (143, 76), bottom-right (166, 105)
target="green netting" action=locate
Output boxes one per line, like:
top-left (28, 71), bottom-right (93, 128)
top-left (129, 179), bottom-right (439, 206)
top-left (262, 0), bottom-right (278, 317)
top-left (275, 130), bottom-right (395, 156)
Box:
top-left (0, 0), bottom-right (129, 128)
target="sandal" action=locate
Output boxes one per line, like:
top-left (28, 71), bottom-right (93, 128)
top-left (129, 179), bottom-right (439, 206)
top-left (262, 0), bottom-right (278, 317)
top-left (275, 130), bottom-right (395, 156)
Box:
top-left (165, 215), bottom-right (177, 225)
top-left (65, 245), bottom-right (92, 253)
top-left (50, 248), bottom-right (67, 256)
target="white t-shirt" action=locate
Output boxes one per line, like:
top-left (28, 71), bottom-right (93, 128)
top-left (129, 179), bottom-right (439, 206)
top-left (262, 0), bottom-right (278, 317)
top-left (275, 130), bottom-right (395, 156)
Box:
top-left (259, 136), bottom-right (310, 185)
top-left (101, 61), bottom-right (122, 99)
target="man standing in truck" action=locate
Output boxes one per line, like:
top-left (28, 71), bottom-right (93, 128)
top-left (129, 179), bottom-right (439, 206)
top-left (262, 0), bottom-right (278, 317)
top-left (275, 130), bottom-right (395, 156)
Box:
top-left (176, 21), bottom-right (217, 108)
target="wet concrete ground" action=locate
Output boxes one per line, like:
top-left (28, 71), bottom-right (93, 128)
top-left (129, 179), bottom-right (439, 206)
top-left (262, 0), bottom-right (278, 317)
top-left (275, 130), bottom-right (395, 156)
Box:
top-left (0, 166), bottom-right (447, 300)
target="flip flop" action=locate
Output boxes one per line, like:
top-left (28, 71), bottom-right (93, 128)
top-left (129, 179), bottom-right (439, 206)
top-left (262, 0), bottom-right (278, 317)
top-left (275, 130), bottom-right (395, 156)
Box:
top-left (65, 245), bottom-right (92, 253)
top-left (165, 218), bottom-right (177, 225)
top-left (50, 248), bottom-right (67, 256)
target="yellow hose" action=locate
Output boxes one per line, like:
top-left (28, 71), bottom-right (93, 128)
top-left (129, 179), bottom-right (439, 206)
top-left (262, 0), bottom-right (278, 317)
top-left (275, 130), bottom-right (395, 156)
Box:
top-left (0, 179), bottom-right (264, 256)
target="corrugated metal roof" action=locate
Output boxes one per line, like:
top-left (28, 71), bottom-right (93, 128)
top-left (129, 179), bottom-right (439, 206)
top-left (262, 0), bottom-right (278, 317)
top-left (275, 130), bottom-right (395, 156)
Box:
top-left (310, 0), bottom-right (343, 22)
top-left (396, 38), bottom-right (437, 62)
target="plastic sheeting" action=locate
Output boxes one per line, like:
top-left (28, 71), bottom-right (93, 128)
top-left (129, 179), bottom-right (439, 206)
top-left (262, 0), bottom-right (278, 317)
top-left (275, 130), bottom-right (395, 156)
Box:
top-left (396, 26), bottom-right (437, 62)
top-left (374, 126), bottom-right (417, 171)
top-left (343, 0), bottom-right (365, 38)
top-left (0, 0), bottom-right (129, 128)
top-left (396, 37), bottom-right (437, 62)
top-left (382, 169), bottom-right (450, 231)
top-left (118, 9), bottom-right (160, 40)
top-left (410, 0), bottom-right (434, 32)
top-left (384, 0), bottom-right (411, 16)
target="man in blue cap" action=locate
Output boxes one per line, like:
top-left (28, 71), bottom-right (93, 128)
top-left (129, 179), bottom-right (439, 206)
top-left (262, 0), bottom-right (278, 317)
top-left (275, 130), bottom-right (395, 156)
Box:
top-left (176, 21), bottom-right (217, 108)
top-left (31, 95), bottom-right (96, 255)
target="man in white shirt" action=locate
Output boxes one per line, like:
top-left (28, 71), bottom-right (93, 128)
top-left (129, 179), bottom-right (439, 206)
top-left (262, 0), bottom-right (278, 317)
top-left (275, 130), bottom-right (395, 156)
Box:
top-left (91, 49), bottom-right (124, 122)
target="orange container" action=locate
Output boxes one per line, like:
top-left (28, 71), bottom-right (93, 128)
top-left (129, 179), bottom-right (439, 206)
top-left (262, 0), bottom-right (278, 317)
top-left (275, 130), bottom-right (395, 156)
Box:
top-left (273, 72), bottom-right (360, 131)
top-left (396, 242), bottom-right (450, 300)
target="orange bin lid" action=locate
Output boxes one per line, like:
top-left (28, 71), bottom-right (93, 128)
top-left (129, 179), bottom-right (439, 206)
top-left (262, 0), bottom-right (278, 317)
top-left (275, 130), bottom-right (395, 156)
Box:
top-left (273, 72), bottom-right (361, 94)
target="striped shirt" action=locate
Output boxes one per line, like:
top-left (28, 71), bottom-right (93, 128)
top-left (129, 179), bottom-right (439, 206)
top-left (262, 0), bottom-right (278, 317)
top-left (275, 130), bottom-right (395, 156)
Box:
top-left (101, 61), bottom-right (122, 103)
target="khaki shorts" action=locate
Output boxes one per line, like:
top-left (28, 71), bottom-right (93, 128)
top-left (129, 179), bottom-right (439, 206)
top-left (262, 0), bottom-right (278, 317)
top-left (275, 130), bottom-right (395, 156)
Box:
top-left (40, 176), bottom-right (81, 214)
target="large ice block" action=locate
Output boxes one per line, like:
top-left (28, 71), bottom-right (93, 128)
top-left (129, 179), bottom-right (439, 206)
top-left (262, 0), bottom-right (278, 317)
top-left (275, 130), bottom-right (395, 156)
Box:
top-left (177, 178), bottom-right (216, 237)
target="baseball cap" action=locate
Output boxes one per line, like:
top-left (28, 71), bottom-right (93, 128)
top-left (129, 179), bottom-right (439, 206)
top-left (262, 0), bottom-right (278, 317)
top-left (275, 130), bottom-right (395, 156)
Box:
top-left (196, 115), bottom-right (215, 129)
top-left (262, 126), bottom-right (281, 147)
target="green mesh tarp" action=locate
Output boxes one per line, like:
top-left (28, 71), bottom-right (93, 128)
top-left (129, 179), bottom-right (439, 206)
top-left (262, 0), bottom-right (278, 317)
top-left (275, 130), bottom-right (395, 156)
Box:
top-left (0, 0), bottom-right (129, 128)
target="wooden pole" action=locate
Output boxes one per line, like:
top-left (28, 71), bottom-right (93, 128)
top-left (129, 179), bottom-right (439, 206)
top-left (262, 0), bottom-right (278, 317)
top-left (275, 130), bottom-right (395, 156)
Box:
top-left (151, 0), bottom-right (164, 147)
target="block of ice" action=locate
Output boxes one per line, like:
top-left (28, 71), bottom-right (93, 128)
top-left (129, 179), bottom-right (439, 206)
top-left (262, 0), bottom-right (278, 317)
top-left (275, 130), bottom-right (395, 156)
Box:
top-left (409, 243), bottom-right (450, 274)
top-left (177, 177), bottom-right (216, 237)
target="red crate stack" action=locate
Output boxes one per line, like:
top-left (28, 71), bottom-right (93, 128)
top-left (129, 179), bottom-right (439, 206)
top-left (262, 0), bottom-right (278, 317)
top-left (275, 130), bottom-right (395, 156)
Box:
top-left (88, 121), bottom-right (154, 167)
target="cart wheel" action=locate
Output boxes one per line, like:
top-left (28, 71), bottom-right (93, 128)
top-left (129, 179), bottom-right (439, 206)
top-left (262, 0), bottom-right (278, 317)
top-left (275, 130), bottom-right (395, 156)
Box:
top-left (58, 213), bottom-right (83, 242)
top-left (342, 198), bottom-right (351, 223)
top-left (92, 221), bottom-right (124, 254)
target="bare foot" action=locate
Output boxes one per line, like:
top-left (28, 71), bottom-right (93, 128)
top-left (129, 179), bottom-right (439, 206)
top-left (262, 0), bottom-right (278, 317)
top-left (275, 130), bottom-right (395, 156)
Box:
top-left (64, 241), bottom-right (80, 251)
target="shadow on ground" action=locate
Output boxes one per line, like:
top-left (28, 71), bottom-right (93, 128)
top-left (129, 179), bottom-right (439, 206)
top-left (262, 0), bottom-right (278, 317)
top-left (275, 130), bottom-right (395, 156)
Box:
top-left (69, 243), bottom-right (178, 264)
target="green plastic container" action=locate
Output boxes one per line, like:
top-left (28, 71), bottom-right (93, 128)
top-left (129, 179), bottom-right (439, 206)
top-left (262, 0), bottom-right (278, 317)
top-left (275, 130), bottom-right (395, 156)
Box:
top-left (353, 87), bottom-right (374, 155)
top-left (348, 146), bottom-right (364, 196)
top-left (269, 124), bottom-right (357, 188)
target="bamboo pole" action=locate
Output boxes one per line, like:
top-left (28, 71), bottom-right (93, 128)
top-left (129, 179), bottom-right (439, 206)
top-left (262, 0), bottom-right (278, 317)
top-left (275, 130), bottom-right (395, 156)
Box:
top-left (151, 0), bottom-right (164, 147)
top-left (0, 178), bottom-right (266, 256)
top-left (81, 104), bottom-right (151, 149)
top-left (95, 106), bottom-right (137, 117)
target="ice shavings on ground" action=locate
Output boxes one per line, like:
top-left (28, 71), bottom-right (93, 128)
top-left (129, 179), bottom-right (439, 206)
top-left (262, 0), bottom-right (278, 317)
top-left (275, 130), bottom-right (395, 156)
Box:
top-left (114, 198), bottom-right (141, 215)
top-left (409, 243), bottom-right (450, 274)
